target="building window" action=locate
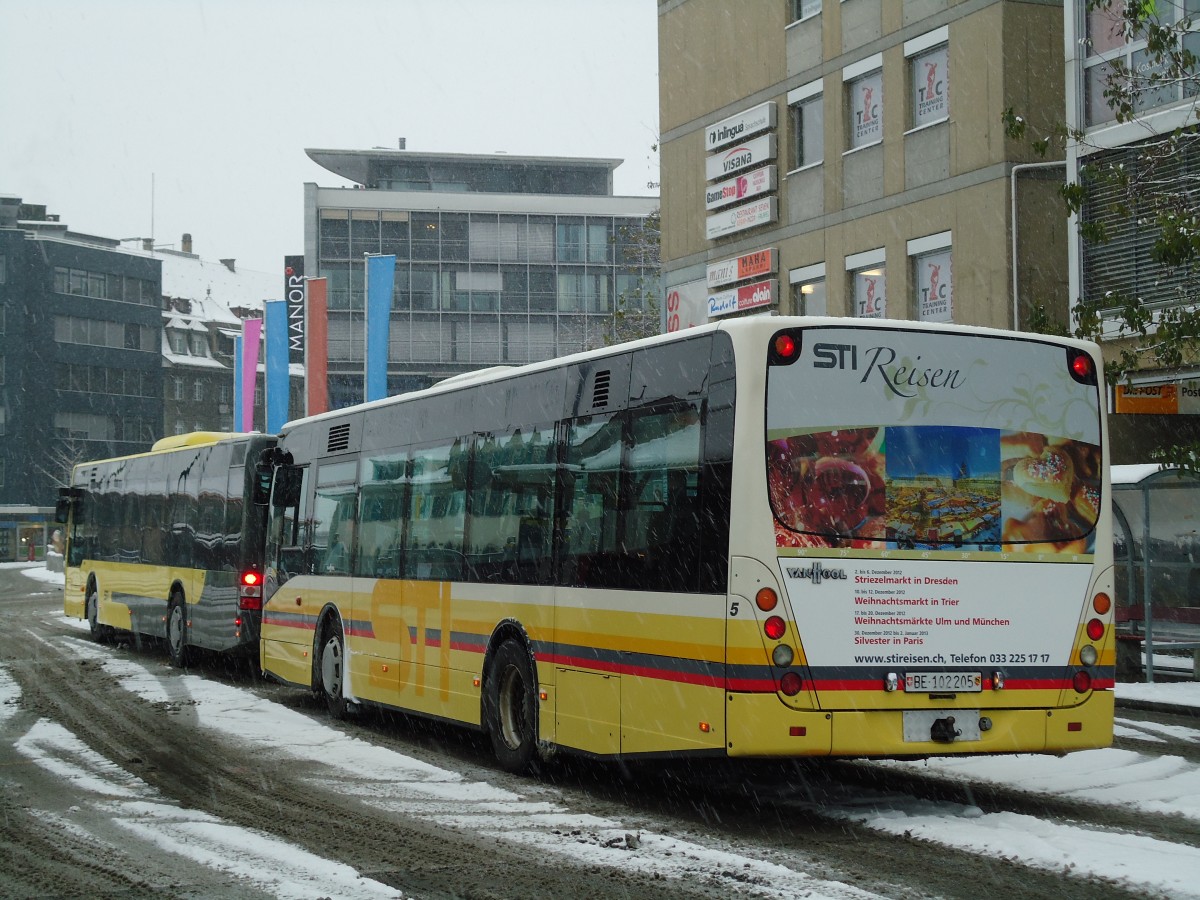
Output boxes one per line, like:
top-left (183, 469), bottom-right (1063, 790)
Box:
top-left (175, 420), bottom-right (186, 436)
top-left (909, 232), bottom-right (953, 322)
top-left (789, 263), bottom-right (827, 316)
top-left (846, 249), bottom-right (886, 319)
top-left (0, 306), bottom-right (5, 334)
top-left (906, 28), bottom-right (949, 129)
top-left (219, 384), bottom-right (231, 405)
top-left (790, 0), bottom-right (820, 22)
top-left (0, 355), bottom-right (4, 385)
top-left (174, 377), bottom-right (184, 400)
top-left (556, 221), bottom-right (586, 262)
top-left (193, 379), bottom-right (204, 402)
top-left (191, 334), bottom-right (207, 356)
top-left (788, 80), bottom-right (824, 170)
top-left (0, 458), bottom-right (4, 488)
top-left (845, 56), bottom-right (884, 151)
top-left (0, 407), bottom-right (5, 436)
top-left (1082, 3), bottom-right (1200, 126)
top-left (170, 332), bottom-right (187, 354)
top-left (0, 253), bottom-right (6, 284)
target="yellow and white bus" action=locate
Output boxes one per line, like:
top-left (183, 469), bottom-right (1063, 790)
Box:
top-left (59, 432), bottom-right (276, 666)
top-left (259, 317), bottom-right (1114, 771)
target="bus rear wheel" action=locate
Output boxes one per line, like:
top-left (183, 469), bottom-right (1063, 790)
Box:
top-left (86, 588), bottom-right (113, 644)
top-left (486, 640), bottom-right (538, 773)
top-left (317, 617), bottom-right (355, 719)
top-left (166, 597), bottom-right (191, 668)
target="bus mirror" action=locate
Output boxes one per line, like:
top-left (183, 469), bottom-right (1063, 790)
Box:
top-left (275, 465), bottom-right (303, 508)
top-left (253, 464), bottom-right (273, 506)
top-left (55, 487), bottom-right (81, 524)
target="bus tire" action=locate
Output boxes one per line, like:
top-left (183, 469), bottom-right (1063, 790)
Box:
top-left (86, 586), bottom-right (113, 644)
top-left (317, 616), bottom-right (355, 719)
top-left (485, 640), bottom-right (538, 773)
top-left (166, 595), bottom-right (191, 668)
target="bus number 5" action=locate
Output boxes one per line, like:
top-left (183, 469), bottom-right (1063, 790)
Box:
top-left (729, 601), bottom-right (740, 616)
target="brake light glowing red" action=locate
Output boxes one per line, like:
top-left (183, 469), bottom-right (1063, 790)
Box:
top-left (238, 569), bottom-right (263, 611)
top-left (1086, 618), bottom-right (1104, 641)
top-left (764, 615), bottom-right (786, 640)
top-left (774, 334), bottom-right (797, 359)
top-left (1071, 354), bottom-right (1093, 380)
top-left (1072, 670), bottom-right (1092, 693)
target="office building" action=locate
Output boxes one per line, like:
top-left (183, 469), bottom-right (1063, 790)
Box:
top-left (303, 147), bottom-right (660, 408)
top-left (657, 1), bottom-right (1068, 332)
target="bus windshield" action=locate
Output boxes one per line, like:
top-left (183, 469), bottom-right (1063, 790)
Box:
top-left (766, 326), bottom-right (1102, 554)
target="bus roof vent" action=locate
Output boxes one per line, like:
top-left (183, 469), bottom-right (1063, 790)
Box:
top-left (327, 423), bottom-right (351, 454)
top-left (592, 370), bottom-right (612, 410)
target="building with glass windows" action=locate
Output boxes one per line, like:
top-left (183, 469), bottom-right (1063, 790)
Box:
top-left (1065, 2), bottom-right (1200, 416)
top-left (0, 196), bottom-right (164, 515)
top-left (657, 1), bottom-right (1069, 333)
top-left (303, 148), bottom-right (660, 408)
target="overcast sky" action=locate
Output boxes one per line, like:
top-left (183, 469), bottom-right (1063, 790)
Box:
top-left (0, 0), bottom-right (660, 277)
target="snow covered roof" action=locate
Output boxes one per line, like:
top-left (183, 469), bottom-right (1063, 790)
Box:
top-left (129, 249), bottom-right (278, 327)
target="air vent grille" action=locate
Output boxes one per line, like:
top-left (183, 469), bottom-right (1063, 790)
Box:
top-left (592, 370), bottom-right (611, 409)
top-left (327, 423), bottom-right (351, 453)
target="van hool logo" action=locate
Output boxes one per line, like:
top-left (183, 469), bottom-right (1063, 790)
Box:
top-left (786, 563), bottom-right (848, 584)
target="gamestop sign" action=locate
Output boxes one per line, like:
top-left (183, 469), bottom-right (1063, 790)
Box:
top-left (705, 165), bottom-right (777, 212)
top-left (708, 279), bottom-right (778, 318)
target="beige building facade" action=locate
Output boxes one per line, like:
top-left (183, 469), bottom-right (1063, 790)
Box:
top-left (658, 0), bottom-right (1069, 332)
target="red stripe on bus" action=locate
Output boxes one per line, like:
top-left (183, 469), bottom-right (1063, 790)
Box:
top-left (539, 652), bottom-right (728, 688)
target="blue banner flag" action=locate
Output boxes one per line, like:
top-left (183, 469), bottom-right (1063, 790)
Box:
top-left (264, 299), bottom-right (289, 433)
top-left (232, 335), bottom-right (243, 432)
top-left (365, 254), bottom-right (395, 402)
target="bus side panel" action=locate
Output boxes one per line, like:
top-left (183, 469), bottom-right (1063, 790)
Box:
top-left (64, 565), bottom-right (87, 619)
top-left (261, 574), bottom-right (331, 688)
top-left (552, 588), bottom-right (727, 756)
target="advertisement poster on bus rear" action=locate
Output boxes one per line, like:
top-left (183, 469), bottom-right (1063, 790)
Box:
top-left (765, 326), bottom-right (1102, 673)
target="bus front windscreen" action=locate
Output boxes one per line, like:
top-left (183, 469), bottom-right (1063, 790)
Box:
top-left (766, 327), bottom-right (1103, 555)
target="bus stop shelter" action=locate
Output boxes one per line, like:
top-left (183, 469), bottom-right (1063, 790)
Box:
top-left (1112, 465), bottom-right (1200, 681)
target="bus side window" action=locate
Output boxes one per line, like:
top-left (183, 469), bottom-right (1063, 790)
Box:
top-left (561, 415), bottom-right (624, 588)
top-left (626, 405), bottom-right (702, 592)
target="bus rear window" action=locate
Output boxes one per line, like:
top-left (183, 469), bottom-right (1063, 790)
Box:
top-left (767, 425), bottom-right (1101, 552)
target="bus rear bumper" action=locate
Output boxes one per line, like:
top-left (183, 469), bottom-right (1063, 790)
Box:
top-left (726, 690), bottom-right (1114, 757)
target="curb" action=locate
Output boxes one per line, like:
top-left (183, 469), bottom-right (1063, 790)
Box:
top-left (1115, 697), bottom-right (1200, 718)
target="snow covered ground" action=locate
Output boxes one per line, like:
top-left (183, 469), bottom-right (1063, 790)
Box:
top-left (8, 560), bottom-right (1200, 899)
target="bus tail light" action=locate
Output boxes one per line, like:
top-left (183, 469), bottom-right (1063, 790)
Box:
top-left (1085, 618), bottom-right (1104, 641)
top-left (779, 672), bottom-right (803, 696)
top-left (769, 331), bottom-right (802, 366)
top-left (1093, 592), bottom-right (1111, 615)
top-left (764, 616), bottom-right (786, 640)
top-left (756, 588), bottom-right (778, 611)
top-left (1067, 349), bottom-right (1097, 385)
top-left (1072, 670), bottom-right (1092, 693)
top-left (238, 570), bottom-right (263, 611)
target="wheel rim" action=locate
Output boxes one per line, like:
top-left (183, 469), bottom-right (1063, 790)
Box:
top-left (168, 605), bottom-right (184, 654)
top-left (87, 594), bottom-right (97, 629)
top-left (321, 636), bottom-right (343, 699)
top-left (497, 665), bottom-right (526, 751)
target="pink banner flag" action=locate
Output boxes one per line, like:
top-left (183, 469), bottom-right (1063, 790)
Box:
top-left (241, 317), bottom-right (262, 431)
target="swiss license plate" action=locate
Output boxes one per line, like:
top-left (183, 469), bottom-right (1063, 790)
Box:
top-left (905, 671), bottom-right (982, 693)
